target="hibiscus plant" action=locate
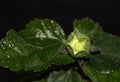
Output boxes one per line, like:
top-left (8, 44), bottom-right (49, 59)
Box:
top-left (0, 18), bottom-right (120, 82)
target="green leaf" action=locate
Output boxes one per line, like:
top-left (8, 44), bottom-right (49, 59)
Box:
top-left (0, 19), bottom-right (67, 71)
top-left (73, 17), bottom-right (100, 37)
top-left (20, 18), bottom-right (66, 41)
top-left (82, 30), bottom-right (120, 82)
top-left (87, 31), bottom-right (120, 74)
top-left (82, 63), bottom-right (120, 82)
top-left (47, 70), bottom-right (82, 82)
top-left (51, 54), bottom-right (75, 65)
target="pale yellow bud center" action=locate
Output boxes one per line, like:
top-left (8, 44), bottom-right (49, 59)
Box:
top-left (67, 33), bottom-right (86, 55)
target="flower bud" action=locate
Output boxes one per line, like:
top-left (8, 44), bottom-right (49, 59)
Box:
top-left (67, 32), bottom-right (90, 58)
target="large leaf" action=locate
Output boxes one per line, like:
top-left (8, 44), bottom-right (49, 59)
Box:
top-left (81, 31), bottom-right (120, 82)
top-left (0, 19), bottom-right (68, 71)
top-left (82, 63), bottom-right (120, 82)
top-left (87, 31), bottom-right (120, 74)
top-left (47, 70), bottom-right (82, 82)
top-left (20, 19), bottom-right (66, 41)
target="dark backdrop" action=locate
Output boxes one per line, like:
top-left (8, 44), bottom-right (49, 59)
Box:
top-left (0, 0), bottom-right (120, 81)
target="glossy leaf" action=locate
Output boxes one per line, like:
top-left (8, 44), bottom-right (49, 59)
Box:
top-left (0, 19), bottom-right (67, 71)
top-left (20, 18), bottom-right (66, 41)
top-left (47, 70), bottom-right (82, 82)
top-left (82, 63), bottom-right (120, 82)
top-left (79, 23), bottom-right (120, 81)
top-left (87, 31), bottom-right (120, 74)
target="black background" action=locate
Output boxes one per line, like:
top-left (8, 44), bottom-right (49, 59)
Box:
top-left (0, 0), bottom-right (120, 82)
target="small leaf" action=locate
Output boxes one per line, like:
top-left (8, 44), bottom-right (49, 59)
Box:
top-left (73, 17), bottom-right (100, 37)
top-left (0, 19), bottom-right (67, 71)
top-left (47, 70), bottom-right (82, 82)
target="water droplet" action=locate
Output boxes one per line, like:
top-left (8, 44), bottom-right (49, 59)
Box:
top-left (51, 20), bottom-right (54, 23)
top-left (41, 22), bottom-right (44, 26)
top-left (7, 55), bottom-right (10, 58)
top-left (100, 70), bottom-right (113, 74)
